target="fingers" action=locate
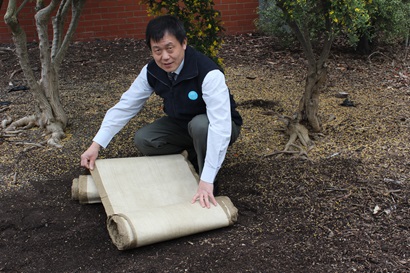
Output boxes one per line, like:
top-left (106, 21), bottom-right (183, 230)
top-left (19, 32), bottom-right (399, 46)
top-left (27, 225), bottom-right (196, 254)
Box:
top-left (209, 195), bottom-right (218, 207)
top-left (200, 193), bottom-right (211, 209)
top-left (80, 153), bottom-right (95, 170)
top-left (89, 159), bottom-right (95, 171)
top-left (82, 159), bottom-right (95, 170)
top-left (191, 192), bottom-right (217, 209)
top-left (191, 194), bottom-right (199, 204)
top-left (197, 193), bottom-right (210, 208)
top-left (191, 180), bottom-right (218, 208)
top-left (80, 155), bottom-right (89, 169)
top-left (80, 144), bottom-right (100, 170)
top-left (81, 142), bottom-right (100, 170)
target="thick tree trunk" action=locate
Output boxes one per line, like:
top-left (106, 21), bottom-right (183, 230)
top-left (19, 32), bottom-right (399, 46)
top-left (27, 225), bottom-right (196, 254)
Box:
top-left (298, 64), bottom-right (327, 132)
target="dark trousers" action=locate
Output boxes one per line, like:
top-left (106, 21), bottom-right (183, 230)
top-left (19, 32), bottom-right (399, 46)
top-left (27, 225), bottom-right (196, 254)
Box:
top-left (133, 114), bottom-right (241, 176)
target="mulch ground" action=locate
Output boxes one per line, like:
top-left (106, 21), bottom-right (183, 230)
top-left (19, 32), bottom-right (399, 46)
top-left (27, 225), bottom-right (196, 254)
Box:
top-left (0, 34), bottom-right (409, 272)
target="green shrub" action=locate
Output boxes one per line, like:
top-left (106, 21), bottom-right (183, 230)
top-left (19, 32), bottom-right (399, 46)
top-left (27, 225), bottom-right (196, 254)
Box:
top-left (256, 1), bottom-right (295, 47)
top-left (365, 0), bottom-right (410, 44)
top-left (257, 0), bottom-right (409, 49)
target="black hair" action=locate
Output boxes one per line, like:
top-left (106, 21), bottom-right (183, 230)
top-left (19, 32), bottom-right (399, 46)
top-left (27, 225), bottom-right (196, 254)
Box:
top-left (145, 15), bottom-right (187, 49)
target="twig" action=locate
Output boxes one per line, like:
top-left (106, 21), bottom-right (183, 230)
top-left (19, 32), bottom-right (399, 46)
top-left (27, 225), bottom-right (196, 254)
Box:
top-left (0, 106), bottom-right (9, 113)
top-left (3, 130), bottom-right (23, 134)
top-left (337, 192), bottom-right (352, 201)
top-left (264, 150), bottom-right (300, 157)
top-left (368, 51), bottom-right (392, 63)
top-left (327, 152), bottom-right (340, 158)
top-left (319, 225), bottom-right (335, 238)
top-left (325, 187), bottom-right (348, 192)
top-left (15, 141), bottom-right (45, 148)
top-left (0, 134), bottom-right (16, 138)
top-left (386, 189), bottom-right (402, 194)
top-left (10, 68), bottom-right (22, 79)
top-left (0, 47), bottom-right (14, 52)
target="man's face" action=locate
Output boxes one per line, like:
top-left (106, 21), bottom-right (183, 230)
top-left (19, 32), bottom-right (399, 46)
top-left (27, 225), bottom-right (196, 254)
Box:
top-left (150, 32), bottom-right (187, 73)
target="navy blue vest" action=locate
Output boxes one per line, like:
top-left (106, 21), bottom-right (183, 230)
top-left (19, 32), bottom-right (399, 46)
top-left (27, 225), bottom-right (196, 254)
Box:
top-left (146, 46), bottom-right (242, 126)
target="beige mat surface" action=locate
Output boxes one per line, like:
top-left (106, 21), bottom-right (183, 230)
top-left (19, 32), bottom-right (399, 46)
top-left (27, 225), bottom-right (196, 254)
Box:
top-left (73, 154), bottom-right (238, 250)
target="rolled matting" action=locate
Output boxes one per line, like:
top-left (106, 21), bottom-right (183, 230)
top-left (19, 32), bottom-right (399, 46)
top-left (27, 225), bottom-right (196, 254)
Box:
top-left (88, 154), bottom-right (238, 250)
top-left (71, 175), bottom-right (101, 204)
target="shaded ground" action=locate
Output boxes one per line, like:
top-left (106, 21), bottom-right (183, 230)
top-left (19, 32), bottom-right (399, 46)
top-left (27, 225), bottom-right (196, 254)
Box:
top-left (0, 35), bottom-right (409, 272)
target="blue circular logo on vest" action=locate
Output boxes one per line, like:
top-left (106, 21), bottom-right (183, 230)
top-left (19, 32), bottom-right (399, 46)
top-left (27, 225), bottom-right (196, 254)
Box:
top-left (188, 91), bottom-right (198, 100)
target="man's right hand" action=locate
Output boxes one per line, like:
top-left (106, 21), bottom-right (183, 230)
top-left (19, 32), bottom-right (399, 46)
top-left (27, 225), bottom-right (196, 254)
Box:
top-left (80, 142), bottom-right (101, 170)
top-left (191, 180), bottom-right (217, 209)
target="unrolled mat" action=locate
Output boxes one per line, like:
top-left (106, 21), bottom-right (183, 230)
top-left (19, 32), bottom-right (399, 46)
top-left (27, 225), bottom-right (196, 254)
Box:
top-left (72, 154), bottom-right (238, 250)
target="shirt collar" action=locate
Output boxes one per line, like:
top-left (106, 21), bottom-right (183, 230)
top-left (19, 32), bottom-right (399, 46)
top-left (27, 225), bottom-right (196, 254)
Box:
top-left (173, 59), bottom-right (184, 76)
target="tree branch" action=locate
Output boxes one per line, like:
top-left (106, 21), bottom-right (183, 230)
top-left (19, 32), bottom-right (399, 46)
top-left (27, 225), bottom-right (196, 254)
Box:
top-left (54, 0), bottom-right (87, 68)
top-left (317, 5), bottom-right (334, 68)
top-left (35, 1), bottom-right (58, 93)
top-left (300, 23), bottom-right (315, 65)
top-left (51, 0), bottom-right (71, 59)
top-left (35, 0), bottom-right (46, 11)
top-left (275, 1), bottom-right (315, 65)
top-left (17, 0), bottom-right (30, 14)
top-left (5, 0), bottom-right (18, 29)
top-left (4, 0), bottom-right (43, 101)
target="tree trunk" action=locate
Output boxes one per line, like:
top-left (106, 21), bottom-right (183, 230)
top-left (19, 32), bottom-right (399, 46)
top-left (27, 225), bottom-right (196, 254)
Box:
top-left (4, 0), bottom-right (85, 147)
top-left (35, 2), bottom-right (68, 146)
top-left (298, 63), bottom-right (326, 133)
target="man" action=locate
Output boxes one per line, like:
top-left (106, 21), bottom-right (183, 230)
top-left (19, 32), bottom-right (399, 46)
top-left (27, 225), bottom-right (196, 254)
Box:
top-left (80, 15), bottom-right (242, 209)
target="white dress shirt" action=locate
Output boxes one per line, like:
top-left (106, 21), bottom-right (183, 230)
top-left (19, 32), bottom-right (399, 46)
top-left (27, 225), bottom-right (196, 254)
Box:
top-left (93, 64), bottom-right (232, 184)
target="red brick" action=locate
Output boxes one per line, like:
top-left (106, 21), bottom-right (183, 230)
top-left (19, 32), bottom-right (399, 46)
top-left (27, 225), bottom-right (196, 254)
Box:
top-left (0, 0), bottom-right (258, 43)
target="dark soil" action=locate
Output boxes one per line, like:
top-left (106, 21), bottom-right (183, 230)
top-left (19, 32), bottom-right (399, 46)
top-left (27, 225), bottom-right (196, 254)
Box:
top-left (0, 34), bottom-right (409, 273)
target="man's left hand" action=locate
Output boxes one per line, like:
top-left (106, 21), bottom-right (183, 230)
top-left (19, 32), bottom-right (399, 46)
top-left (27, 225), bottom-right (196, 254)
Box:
top-left (191, 180), bottom-right (217, 209)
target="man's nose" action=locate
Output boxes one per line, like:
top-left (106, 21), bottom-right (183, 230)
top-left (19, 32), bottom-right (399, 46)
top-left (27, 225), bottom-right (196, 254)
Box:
top-left (162, 51), bottom-right (170, 60)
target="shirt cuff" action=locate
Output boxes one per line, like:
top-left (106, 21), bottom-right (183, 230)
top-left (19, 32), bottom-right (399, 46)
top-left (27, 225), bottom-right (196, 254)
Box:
top-left (200, 163), bottom-right (218, 184)
top-left (92, 129), bottom-right (114, 149)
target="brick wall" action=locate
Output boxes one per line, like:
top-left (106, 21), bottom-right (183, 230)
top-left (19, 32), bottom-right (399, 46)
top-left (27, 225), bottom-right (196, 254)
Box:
top-left (0, 0), bottom-right (259, 44)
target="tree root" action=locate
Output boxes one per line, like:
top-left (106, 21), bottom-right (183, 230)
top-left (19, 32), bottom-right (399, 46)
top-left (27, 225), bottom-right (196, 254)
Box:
top-left (5, 115), bottom-right (39, 131)
top-left (3, 114), bottom-right (65, 148)
top-left (265, 114), bottom-right (314, 159)
top-left (1, 115), bottom-right (13, 128)
top-left (265, 143), bottom-right (309, 158)
top-left (15, 140), bottom-right (47, 152)
top-left (47, 130), bottom-right (65, 148)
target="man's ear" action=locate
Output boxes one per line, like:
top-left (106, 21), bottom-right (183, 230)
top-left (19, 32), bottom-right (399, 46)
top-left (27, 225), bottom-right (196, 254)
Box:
top-left (182, 38), bottom-right (187, 50)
